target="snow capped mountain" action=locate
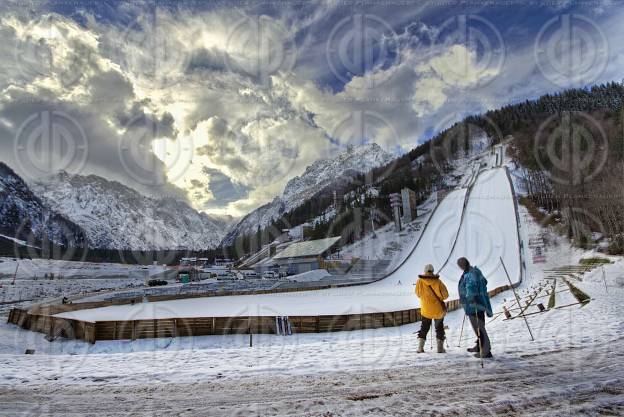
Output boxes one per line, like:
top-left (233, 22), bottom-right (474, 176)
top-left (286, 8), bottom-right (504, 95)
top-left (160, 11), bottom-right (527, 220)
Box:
top-left (0, 162), bottom-right (86, 248)
top-left (282, 143), bottom-right (394, 209)
top-left (221, 143), bottom-right (394, 246)
top-left (30, 172), bottom-right (228, 250)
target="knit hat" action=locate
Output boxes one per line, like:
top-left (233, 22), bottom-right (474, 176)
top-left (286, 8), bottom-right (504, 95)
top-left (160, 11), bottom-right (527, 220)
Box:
top-left (424, 264), bottom-right (434, 274)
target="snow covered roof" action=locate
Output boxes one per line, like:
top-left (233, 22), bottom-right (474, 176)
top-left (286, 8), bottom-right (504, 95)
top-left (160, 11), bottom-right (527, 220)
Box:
top-left (288, 269), bottom-right (331, 282)
top-left (273, 237), bottom-right (341, 259)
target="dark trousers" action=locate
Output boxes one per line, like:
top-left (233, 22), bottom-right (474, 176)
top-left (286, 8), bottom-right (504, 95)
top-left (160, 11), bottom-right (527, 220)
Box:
top-left (418, 317), bottom-right (445, 340)
top-left (468, 311), bottom-right (491, 355)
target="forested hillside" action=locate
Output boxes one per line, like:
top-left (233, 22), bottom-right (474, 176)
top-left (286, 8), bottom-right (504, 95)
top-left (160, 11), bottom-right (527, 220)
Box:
top-left (470, 82), bottom-right (624, 253)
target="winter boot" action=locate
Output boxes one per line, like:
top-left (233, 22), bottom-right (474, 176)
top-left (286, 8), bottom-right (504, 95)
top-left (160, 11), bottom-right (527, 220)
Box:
top-left (437, 339), bottom-right (446, 353)
top-left (417, 338), bottom-right (426, 353)
top-left (467, 339), bottom-right (480, 352)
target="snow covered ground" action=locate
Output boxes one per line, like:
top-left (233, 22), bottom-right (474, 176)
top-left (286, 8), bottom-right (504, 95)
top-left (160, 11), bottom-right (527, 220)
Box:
top-left (0, 276), bottom-right (142, 313)
top-left (1, 253), bottom-right (622, 415)
top-left (0, 257), bottom-right (168, 280)
top-left (0, 162), bottom-right (623, 414)
top-left (339, 192), bottom-right (438, 271)
top-left (0, 258), bottom-right (172, 316)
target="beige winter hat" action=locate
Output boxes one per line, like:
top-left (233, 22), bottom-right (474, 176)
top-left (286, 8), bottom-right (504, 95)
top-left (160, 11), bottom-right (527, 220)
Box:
top-left (424, 264), bottom-right (435, 274)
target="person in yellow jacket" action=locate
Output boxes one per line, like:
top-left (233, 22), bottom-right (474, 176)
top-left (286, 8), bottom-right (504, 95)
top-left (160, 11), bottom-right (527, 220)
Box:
top-left (415, 264), bottom-right (449, 353)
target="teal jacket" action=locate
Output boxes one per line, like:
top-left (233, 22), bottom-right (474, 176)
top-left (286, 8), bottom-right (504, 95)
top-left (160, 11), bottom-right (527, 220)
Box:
top-left (458, 266), bottom-right (493, 317)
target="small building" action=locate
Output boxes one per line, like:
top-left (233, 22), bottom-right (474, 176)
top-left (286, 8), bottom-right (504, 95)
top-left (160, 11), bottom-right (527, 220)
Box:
top-left (272, 237), bottom-right (341, 275)
top-left (214, 258), bottom-right (234, 268)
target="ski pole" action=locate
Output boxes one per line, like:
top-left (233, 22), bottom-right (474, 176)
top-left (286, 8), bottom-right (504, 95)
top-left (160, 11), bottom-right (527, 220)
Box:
top-left (12, 262), bottom-right (18, 285)
top-left (457, 314), bottom-right (466, 347)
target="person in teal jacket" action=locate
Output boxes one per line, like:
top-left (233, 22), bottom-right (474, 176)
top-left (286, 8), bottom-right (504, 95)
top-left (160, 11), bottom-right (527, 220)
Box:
top-left (457, 257), bottom-right (493, 359)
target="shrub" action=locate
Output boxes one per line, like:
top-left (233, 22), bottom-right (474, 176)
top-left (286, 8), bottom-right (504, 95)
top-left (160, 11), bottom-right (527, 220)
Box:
top-left (579, 257), bottom-right (612, 265)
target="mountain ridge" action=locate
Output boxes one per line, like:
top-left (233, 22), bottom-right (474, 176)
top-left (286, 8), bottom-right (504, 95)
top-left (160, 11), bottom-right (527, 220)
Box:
top-left (221, 143), bottom-right (394, 246)
top-left (31, 171), bottom-right (228, 250)
top-left (0, 162), bottom-right (86, 249)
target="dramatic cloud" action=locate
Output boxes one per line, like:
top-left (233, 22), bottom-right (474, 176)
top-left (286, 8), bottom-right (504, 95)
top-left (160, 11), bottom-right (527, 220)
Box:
top-left (0, 1), bottom-right (622, 216)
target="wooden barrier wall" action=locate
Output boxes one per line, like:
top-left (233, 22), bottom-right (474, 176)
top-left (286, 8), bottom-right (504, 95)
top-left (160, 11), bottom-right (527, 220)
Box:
top-left (28, 296), bottom-right (145, 316)
top-left (7, 284), bottom-right (512, 343)
top-left (8, 307), bottom-right (97, 343)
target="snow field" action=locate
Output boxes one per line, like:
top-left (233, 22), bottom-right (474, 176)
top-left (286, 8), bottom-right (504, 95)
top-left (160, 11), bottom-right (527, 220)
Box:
top-left (0, 257), bottom-right (173, 316)
top-left (0, 257), bottom-right (168, 280)
top-left (1, 257), bottom-right (622, 387)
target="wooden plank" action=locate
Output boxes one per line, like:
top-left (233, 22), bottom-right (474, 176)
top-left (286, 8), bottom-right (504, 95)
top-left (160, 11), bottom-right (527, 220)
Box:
top-left (94, 322), bottom-right (114, 340)
top-left (17, 310), bottom-right (28, 328)
top-left (74, 321), bottom-right (85, 339)
top-left (175, 318), bottom-right (193, 336)
top-left (214, 317), bottom-right (252, 334)
top-left (360, 313), bottom-right (373, 329)
top-left (109, 322), bottom-right (128, 339)
top-left (85, 323), bottom-right (96, 344)
top-left (383, 312), bottom-right (394, 327)
top-left (344, 315), bottom-right (361, 331)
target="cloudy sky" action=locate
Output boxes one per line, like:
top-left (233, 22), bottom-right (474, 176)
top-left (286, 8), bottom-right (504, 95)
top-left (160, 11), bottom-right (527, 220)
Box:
top-left (0, 0), bottom-right (622, 217)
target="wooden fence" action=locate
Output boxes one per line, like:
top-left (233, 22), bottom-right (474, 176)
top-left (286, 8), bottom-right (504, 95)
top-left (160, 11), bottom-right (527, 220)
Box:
top-left (7, 284), bottom-right (512, 343)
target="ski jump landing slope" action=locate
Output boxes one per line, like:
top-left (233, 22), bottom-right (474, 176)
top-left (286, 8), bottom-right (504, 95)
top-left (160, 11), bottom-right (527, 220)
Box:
top-left (57, 168), bottom-right (520, 322)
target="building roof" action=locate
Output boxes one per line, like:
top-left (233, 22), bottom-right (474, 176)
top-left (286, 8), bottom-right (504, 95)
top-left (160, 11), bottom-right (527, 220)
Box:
top-left (273, 237), bottom-right (341, 260)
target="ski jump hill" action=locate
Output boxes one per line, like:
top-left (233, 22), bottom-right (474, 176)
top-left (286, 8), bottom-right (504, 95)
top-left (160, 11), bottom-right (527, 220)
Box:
top-left (8, 167), bottom-right (523, 342)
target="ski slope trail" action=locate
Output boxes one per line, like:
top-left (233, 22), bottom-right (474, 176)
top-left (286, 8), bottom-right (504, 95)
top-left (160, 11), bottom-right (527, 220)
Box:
top-left (437, 167), bottom-right (521, 285)
top-left (56, 168), bottom-right (520, 321)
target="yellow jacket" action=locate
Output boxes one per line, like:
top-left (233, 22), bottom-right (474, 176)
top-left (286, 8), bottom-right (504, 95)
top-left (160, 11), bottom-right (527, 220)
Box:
top-left (415, 273), bottom-right (449, 319)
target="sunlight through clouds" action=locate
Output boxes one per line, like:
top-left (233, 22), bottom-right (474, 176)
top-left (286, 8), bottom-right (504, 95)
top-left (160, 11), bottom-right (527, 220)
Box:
top-left (0, 1), bottom-right (622, 217)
